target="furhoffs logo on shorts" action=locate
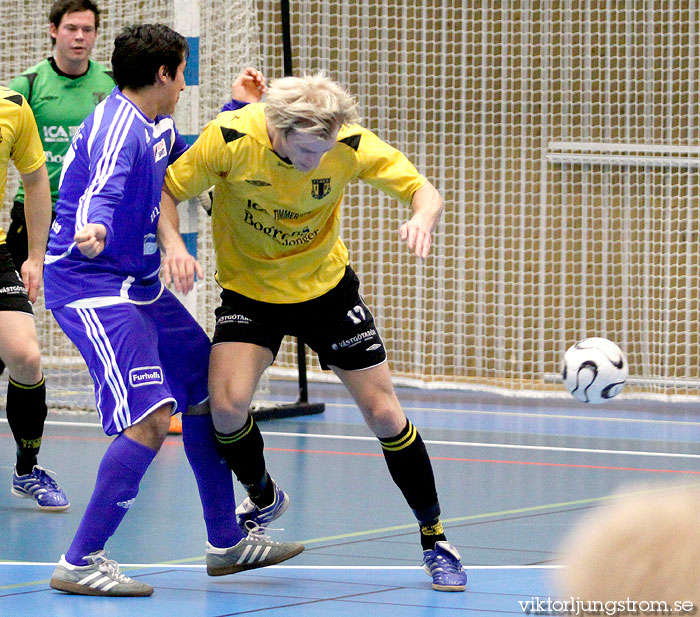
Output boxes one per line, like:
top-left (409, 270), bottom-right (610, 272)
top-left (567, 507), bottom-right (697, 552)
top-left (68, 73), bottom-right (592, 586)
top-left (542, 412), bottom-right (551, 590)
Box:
top-left (129, 366), bottom-right (164, 388)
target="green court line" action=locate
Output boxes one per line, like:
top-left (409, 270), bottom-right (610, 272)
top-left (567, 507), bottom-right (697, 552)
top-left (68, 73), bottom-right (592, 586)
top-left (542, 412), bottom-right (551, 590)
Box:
top-left (4, 481), bottom-right (698, 591)
top-left (0, 578), bottom-right (50, 591)
top-left (297, 494), bottom-right (631, 545)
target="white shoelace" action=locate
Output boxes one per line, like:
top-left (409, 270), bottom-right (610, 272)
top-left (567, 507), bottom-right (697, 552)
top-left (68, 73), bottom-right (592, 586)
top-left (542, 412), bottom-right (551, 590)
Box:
top-left (244, 521), bottom-right (284, 544)
top-left (91, 554), bottom-right (132, 583)
top-left (27, 466), bottom-right (60, 488)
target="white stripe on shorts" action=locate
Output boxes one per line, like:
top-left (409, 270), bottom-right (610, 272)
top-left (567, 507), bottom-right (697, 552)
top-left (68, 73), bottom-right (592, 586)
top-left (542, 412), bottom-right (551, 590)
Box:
top-left (76, 308), bottom-right (130, 432)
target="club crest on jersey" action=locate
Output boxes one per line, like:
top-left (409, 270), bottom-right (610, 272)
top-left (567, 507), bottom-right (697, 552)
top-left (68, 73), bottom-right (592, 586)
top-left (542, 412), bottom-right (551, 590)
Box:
top-left (153, 139), bottom-right (167, 162)
top-left (143, 233), bottom-right (158, 255)
top-left (311, 177), bottom-right (331, 199)
top-left (129, 366), bottom-right (164, 388)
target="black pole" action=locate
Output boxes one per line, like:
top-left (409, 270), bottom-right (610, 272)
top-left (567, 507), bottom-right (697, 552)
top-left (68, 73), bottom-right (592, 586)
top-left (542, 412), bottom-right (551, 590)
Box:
top-left (281, 0), bottom-right (293, 77)
top-left (247, 1), bottom-right (323, 421)
top-left (280, 0), bottom-right (310, 406)
top-left (296, 340), bottom-right (309, 404)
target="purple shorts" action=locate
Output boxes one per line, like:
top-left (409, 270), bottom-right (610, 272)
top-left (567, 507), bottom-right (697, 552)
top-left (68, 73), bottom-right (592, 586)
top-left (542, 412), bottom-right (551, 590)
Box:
top-left (52, 288), bottom-right (210, 435)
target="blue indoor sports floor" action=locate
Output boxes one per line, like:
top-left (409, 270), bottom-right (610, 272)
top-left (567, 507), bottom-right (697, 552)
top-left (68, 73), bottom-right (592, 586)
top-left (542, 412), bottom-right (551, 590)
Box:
top-left (2, 377), bottom-right (700, 616)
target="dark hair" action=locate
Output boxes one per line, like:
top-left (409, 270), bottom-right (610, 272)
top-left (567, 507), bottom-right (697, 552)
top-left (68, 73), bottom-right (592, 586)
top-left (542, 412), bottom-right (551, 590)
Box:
top-left (49, 0), bottom-right (100, 40)
top-left (111, 24), bottom-right (188, 90)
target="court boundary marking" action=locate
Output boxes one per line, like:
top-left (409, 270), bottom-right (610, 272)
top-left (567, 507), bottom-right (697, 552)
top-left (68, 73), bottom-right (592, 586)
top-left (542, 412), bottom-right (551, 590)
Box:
top-left (28, 398), bottom-right (700, 426)
top-left (0, 563), bottom-right (558, 569)
top-left (2, 419), bottom-right (699, 460)
top-left (329, 402), bottom-right (700, 427)
top-left (263, 431), bottom-right (700, 459)
top-left (0, 563), bottom-right (557, 593)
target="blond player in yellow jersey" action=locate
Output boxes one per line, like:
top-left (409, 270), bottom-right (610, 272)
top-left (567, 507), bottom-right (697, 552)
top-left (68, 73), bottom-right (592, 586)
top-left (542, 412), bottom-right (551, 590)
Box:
top-left (0, 87), bottom-right (68, 510)
top-left (162, 72), bottom-right (466, 591)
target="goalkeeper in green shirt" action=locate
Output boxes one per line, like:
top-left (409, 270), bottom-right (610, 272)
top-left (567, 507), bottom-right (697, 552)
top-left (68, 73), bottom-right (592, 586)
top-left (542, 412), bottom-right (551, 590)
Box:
top-left (7, 0), bottom-right (114, 270)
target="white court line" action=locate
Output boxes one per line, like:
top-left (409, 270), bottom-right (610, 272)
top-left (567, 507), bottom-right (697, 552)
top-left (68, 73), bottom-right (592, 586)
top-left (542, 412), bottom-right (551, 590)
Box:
top-left (2, 419), bottom-right (697, 460)
top-left (386, 403), bottom-right (700, 427)
top-left (0, 562), bottom-right (559, 570)
top-left (261, 430), bottom-right (700, 461)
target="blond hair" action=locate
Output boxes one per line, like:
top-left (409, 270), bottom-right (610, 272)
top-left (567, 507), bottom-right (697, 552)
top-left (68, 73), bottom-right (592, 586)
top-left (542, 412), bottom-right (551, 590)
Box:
top-left (264, 72), bottom-right (360, 139)
top-left (557, 483), bottom-right (700, 610)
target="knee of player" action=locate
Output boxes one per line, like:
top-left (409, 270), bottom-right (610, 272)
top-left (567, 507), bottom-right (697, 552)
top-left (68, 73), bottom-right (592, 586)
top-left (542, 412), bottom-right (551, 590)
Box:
top-left (209, 389), bottom-right (252, 419)
top-left (4, 344), bottom-right (42, 380)
top-left (362, 398), bottom-right (405, 435)
top-left (127, 405), bottom-right (173, 448)
top-left (152, 406), bottom-right (174, 438)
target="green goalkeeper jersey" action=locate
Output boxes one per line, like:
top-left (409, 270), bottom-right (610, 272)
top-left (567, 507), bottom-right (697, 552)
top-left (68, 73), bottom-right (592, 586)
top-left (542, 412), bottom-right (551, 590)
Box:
top-left (8, 58), bottom-right (114, 206)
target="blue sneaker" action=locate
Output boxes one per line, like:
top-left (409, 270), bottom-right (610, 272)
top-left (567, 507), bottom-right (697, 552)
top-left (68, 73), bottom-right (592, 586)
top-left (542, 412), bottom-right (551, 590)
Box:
top-left (422, 541), bottom-right (467, 591)
top-left (235, 480), bottom-right (289, 530)
top-left (11, 466), bottom-right (70, 512)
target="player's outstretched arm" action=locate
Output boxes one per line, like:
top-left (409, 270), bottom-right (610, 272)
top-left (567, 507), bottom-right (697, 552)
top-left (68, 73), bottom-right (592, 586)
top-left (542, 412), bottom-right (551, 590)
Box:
top-left (399, 181), bottom-right (444, 260)
top-left (20, 164), bottom-right (51, 303)
top-left (158, 186), bottom-right (203, 294)
top-left (231, 67), bottom-right (267, 103)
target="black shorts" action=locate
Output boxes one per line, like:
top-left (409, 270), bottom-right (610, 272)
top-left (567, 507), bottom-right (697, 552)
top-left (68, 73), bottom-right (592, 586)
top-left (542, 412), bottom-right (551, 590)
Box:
top-left (0, 242), bottom-right (33, 314)
top-left (213, 266), bottom-right (387, 371)
top-left (6, 201), bottom-right (57, 272)
top-left (5, 200), bottom-right (28, 272)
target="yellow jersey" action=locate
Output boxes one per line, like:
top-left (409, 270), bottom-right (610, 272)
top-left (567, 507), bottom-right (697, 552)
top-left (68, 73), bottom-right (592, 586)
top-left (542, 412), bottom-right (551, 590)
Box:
top-left (0, 87), bottom-right (46, 243)
top-left (165, 103), bottom-right (426, 303)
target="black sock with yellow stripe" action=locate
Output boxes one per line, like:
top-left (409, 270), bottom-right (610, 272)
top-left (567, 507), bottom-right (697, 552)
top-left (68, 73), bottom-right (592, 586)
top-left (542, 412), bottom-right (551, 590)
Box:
top-left (215, 414), bottom-right (273, 507)
top-left (379, 419), bottom-right (447, 550)
top-left (6, 375), bottom-right (48, 476)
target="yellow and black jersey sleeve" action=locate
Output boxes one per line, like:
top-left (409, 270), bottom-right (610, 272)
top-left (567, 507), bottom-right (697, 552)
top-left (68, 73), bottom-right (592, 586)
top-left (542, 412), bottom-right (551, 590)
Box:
top-left (165, 113), bottom-right (246, 201)
top-left (341, 125), bottom-right (427, 204)
top-left (0, 87), bottom-right (45, 206)
top-left (0, 88), bottom-right (45, 175)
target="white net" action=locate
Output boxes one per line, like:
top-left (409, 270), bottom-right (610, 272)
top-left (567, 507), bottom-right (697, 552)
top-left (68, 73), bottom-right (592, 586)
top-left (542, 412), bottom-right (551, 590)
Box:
top-left (2, 1), bottom-right (700, 406)
top-left (256, 1), bottom-right (700, 401)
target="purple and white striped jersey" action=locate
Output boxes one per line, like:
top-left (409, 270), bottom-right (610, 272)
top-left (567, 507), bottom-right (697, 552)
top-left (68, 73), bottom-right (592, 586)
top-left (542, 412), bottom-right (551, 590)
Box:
top-left (44, 87), bottom-right (188, 309)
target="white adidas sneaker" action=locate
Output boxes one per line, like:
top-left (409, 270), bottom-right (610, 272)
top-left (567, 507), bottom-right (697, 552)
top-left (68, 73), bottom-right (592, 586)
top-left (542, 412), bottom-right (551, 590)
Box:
top-left (206, 523), bottom-right (304, 576)
top-left (50, 551), bottom-right (153, 597)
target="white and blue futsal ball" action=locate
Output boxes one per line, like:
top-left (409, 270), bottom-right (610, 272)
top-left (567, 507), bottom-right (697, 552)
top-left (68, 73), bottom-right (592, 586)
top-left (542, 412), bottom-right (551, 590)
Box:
top-left (562, 337), bottom-right (628, 403)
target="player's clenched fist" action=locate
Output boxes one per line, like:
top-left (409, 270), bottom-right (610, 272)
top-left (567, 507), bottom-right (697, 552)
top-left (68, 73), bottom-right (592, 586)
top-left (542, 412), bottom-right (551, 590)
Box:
top-left (74, 223), bottom-right (107, 258)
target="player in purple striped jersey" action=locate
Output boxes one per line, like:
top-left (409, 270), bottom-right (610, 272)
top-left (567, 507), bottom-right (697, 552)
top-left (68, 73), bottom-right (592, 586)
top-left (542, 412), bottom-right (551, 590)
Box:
top-left (44, 24), bottom-right (302, 598)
